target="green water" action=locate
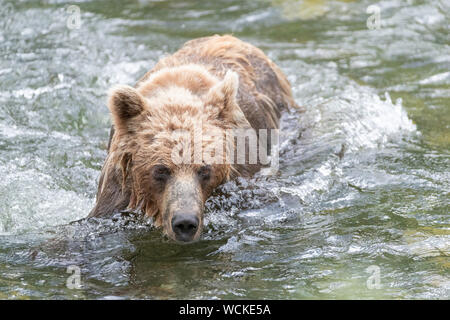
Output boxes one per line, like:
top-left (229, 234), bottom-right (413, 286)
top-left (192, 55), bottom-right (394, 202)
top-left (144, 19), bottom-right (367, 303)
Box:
top-left (0, 0), bottom-right (448, 299)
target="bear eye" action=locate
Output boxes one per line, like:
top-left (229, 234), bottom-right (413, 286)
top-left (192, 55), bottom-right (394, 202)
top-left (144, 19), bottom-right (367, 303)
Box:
top-left (152, 165), bottom-right (171, 182)
top-left (197, 165), bottom-right (211, 182)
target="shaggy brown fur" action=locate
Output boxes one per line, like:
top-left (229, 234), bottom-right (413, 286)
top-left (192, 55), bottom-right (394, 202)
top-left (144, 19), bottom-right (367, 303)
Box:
top-left (88, 35), bottom-right (299, 242)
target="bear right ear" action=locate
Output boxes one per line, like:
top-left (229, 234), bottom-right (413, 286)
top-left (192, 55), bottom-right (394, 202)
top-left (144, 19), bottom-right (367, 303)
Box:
top-left (108, 85), bottom-right (146, 132)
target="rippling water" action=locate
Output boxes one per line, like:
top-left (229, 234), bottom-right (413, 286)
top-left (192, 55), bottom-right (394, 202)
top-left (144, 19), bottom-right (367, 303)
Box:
top-left (0, 0), bottom-right (448, 299)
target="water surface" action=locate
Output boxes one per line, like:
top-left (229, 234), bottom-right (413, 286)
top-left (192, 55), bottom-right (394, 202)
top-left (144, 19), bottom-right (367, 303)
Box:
top-left (0, 0), bottom-right (448, 299)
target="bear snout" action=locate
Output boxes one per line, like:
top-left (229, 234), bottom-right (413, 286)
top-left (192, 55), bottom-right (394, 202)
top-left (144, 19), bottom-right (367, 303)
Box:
top-left (171, 213), bottom-right (200, 243)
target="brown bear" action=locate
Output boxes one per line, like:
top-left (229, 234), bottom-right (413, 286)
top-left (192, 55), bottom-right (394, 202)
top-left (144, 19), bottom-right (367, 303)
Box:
top-left (88, 35), bottom-right (298, 242)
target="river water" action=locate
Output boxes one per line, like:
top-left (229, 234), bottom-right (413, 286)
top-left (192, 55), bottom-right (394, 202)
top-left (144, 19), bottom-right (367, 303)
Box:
top-left (0, 0), bottom-right (448, 299)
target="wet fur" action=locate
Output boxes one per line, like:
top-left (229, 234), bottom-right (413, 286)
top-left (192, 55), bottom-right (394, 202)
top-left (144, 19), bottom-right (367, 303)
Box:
top-left (89, 35), bottom-right (298, 228)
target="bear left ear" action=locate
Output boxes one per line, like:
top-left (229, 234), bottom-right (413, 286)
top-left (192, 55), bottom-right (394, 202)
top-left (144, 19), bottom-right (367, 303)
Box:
top-left (108, 85), bottom-right (146, 132)
top-left (205, 70), bottom-right (238, 109)
top-left (205, 71), bottom-right (250, 127)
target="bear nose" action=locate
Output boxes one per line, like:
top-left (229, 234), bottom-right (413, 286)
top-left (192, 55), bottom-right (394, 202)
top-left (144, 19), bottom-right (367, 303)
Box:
top-left (171, 214), bottom-right (199, 242)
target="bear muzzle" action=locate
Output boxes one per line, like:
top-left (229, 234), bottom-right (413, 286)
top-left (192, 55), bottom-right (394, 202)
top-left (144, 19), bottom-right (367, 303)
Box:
top-left (171, 213), bottom-right (200, 242)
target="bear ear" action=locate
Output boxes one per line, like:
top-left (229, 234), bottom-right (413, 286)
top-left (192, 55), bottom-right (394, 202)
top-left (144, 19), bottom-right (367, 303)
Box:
top-left (205, 70), bottom-right (249, 126)
top-left (205, 70), bottom-right (239, 108)
top-left (108, 85), bottom-right (146, 131)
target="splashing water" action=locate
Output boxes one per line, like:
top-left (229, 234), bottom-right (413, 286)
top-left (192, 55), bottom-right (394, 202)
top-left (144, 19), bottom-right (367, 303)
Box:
top-left (0, 0), bottom-right (448, 299)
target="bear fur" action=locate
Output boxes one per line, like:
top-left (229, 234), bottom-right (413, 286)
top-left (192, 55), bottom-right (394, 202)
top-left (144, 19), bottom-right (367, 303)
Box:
top-left (88, 35), bottom-right (298, 242)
